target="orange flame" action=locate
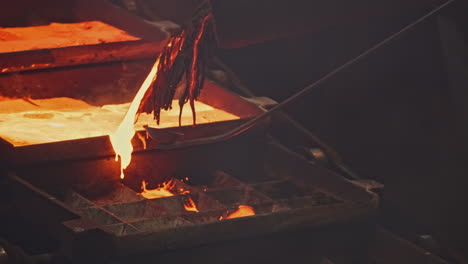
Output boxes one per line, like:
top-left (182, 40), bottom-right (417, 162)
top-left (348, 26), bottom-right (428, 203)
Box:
top-left (139, 180), bottom-right (200, 213)
top-left (140, 179), bottom-right (176, 199)
top-left (184, 196), bottom-right (200, 213)
top-left (109, 57), bottom-right (161, 179)
top-left (221, 205), bottom-right (256, 220)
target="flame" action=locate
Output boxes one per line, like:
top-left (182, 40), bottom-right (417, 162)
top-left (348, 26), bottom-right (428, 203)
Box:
top-left (221, 205), bottom-right (256, 220)
top-left (109, 58), bottom-right (161, 179)
top-left (139, 179), bottom-right (200, 213)
top-left (184, 196), bottom-right (200, 213)
top-left (140, 179), bottom-right (176, 199)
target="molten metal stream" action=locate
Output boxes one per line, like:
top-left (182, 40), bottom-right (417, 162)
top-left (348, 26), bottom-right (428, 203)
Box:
top-left (108, 17), bottom-right (209, 179)
top-left (109, 58), bottom-right (161, 179)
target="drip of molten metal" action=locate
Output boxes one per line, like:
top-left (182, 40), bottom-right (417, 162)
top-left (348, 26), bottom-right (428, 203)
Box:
top-left (184, 197), bottom-right (200, 213)
top-left (221, 205), bottom-right (256, 220)
top-left (140, 179), bottom-right (176, 199)
top-left (109, 58), bottom-right (161, 179)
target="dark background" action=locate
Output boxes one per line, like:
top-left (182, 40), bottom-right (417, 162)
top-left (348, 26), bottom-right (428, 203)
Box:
top-left (210, 0), bottom-right (468, 257)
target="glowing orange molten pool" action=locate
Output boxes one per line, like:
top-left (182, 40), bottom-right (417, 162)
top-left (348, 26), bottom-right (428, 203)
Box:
top-left (109, 57), bottom-right (162, 179)
top-left (0, 21), bottom-right (140, 53)
top-left (0, 97), bottom-right (238, 147)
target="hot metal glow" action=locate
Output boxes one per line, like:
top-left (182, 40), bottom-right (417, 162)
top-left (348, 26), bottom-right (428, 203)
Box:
top-left (140, 179), bottom-right (176, 199)
top-left (221, 205), bottom-right (256, 220)
top-left (109, 13), bottom-right (214, 179)
top-left (109, 58), bottom-right (161, 179)
top-left (140, 180), bottom-right (200, 213)
top-left (0, 21), bottom-right (139, 53)
top-left (0, 98), bottom-right (238, 147)
top-left (183, 196), bottom-right (200, 213)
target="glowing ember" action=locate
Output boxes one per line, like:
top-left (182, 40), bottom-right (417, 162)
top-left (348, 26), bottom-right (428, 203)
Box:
top-left (109, 57), bottom-right (161, 179)
top-left (183, 196), bottom-right (200, 213)
top-left (140, 180), bottom-right (176, 199)
top-left (221, 205), bottom-right (256, 220)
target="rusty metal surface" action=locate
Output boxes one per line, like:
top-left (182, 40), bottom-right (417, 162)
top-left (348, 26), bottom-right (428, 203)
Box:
top-left (7, 140), bottom-right (378, 259)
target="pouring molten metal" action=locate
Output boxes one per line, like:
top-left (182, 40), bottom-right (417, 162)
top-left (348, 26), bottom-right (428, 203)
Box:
top-left (110, 6), bottom-right (217, 179)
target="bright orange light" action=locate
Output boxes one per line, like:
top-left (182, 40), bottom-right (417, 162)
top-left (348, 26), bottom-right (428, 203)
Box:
top-left (0, 21), bottom-right (139, 53)
top-left (109, 57), bottom-right (161, 179)
top-left (222, 205), bottom-right (256, 220)
top-left (139, 179), bottom-right (176, 199)
top-left (108, 29), bottom-right (185, 179)
top-left (139, 179), bottom-right (200, 213)
top-left (183, 196), bottom-right (200, 213)
top-left (0, 98), bottom-right (238, 147)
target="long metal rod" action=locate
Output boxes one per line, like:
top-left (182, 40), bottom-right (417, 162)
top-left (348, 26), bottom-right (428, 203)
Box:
top-left (157, 0), bottom-right (455, 151)
top-left (213, 57), bottom-right (362, 179)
